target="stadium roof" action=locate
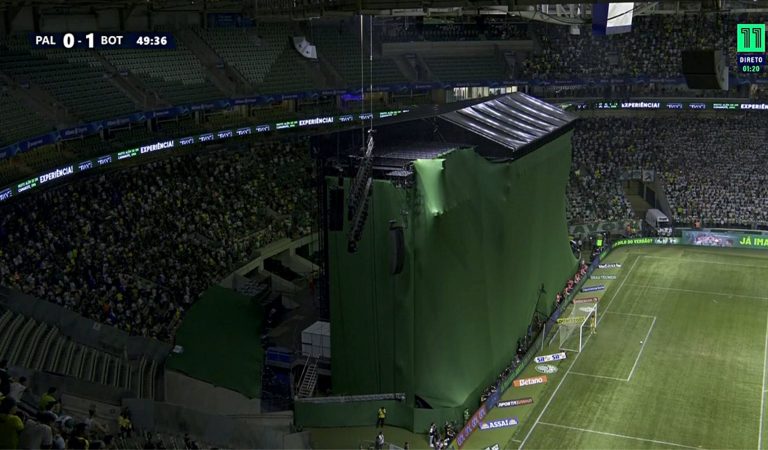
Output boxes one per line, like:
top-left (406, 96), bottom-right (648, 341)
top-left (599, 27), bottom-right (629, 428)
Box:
top-left (7, 0), bottom-right (768, 15)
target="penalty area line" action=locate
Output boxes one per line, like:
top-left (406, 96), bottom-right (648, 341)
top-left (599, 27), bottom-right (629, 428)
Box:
top-left (606, 311), bottom-right (655, 319)
top-left (624, 284), bottom-right (768, 301)
top-left (537, 422), bottom-right (702, 450)
top-left (569, 372), bottom-right (627, 382)
top-left (627, 316), bottom-right (656, 382)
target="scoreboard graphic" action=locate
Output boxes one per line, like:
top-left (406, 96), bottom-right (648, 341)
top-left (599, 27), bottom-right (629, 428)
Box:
top-left (737, 24), bottom-right (766, 73)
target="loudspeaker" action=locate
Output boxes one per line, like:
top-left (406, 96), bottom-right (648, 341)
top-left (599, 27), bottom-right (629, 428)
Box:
top-left (389, 222), bottom-right (405, 275)
top-left (329, 188), bottom-right (344, 231)
top-left (291, 36), bottom-right (317, 60)
top-left (682, 50), bottom-right (729, 90)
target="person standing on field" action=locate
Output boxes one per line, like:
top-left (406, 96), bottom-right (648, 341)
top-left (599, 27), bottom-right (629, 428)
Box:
top-left (376, 407), bottom-right (386, 428)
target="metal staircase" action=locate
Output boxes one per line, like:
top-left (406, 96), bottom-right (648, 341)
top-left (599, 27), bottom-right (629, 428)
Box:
top-left (296, 356), bottom-right (318, 398)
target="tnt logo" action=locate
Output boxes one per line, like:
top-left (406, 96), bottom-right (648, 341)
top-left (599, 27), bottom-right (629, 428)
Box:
top-left (738, 24), bottom-right (765, 53)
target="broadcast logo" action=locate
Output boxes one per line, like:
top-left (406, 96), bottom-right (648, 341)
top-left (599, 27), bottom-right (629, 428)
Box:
top-left (737, 24), bottom-right (765, 73)
top-left (738, 24), bottom-right (765, 53)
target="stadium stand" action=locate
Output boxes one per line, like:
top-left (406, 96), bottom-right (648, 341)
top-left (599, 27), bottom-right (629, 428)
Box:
top-left (100, 42), bottom-right (225, 105)
top-left (0, 86), bottom-right (52, 147)
top-left (0, 139), bottom-right (314, 341)
top-left (569, 116), bottom-right (768, 228)
top-left (310, 24), bottom-right (408, 87)
top-left (260, 47), bottom-right (318, 94)
top-left (0, 307), bottom-right (158, 397)
top-left (195, 24), bottom-right (287, 85)
top-left (377, 18), bottom-right (529, 42)
top-left (567, 120), bottom-right (636, 224)
top-left (0, 36), bottom-right (137, 122)
top-left (524, 14), bottom-right (768, 81)
top-left (423, 55), bottom-right (508, 83)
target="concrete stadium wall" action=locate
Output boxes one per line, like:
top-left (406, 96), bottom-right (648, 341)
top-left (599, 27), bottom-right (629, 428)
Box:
top-left (295, 399), bottom-right (462, 434)
top-left (164, 370), bottom-right (261, 416)
top-left (124, 398), bottom-right (298, 448)
top-left (0, 287), bottom-right (170, 361)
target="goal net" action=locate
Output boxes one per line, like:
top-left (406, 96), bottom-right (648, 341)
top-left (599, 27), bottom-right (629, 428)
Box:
top-left (556, 302), bottom-right (598, 353)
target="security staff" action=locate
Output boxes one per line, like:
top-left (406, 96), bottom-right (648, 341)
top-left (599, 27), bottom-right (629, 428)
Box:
top-left (376, 407), bottom-right (386, 428)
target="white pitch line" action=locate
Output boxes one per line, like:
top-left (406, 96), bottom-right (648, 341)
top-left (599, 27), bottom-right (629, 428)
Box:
top-left (642, 255), bottom-right (767, 269)
top-left (759, 304), bottom-right (768, 450)
top-left (606, 311), bottom-right (656, 319)
top-left (624, 284), bottom-right (768, 301)
top-left (517, 256), bottom-right (642, 450)
top-left (537, 422), bottom-right (701, 450)
top-left (627, 316), bottom-right (656, 382)
top-left (569, 371), bottom-right (628, 382)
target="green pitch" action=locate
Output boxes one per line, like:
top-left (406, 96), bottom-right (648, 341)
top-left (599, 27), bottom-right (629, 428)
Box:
top-left (467, 245), bottom-right (768, 450)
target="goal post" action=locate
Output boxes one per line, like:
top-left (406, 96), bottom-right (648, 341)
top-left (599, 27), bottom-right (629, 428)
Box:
top-left (558, 302), bottom-right (598, 353)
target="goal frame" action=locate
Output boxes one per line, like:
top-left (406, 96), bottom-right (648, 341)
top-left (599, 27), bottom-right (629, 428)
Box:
top-left (558, 302), bottom-right (598, 353)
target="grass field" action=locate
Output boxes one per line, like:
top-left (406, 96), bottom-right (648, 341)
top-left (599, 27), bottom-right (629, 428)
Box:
top-left (310, 245), bottom-right (768, 450)
top-left (466, 245), bottom-right (768, 450)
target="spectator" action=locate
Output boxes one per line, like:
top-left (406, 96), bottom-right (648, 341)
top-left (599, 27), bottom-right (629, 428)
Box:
top-left (117, 408), bottom-right (132, 439)
top-left (18, 411), bottom-right (55, 449)
top-left (569, 116), bottom-right (768, 228)
top-left (67, 423), bottom-right (89, 449)
top-left (0, 139), bottom-right (314, 341)
top-left (0, 397), bottom-right (24, 449)
top-left (8, 377), bottom-right (27, 402)
top-left (0, 360), bottom-right (10, 396)
top-left (38, 388), bottom-right (58, 413)
top-left (83, 408), bottom-right (108, 440)
top-left (183, 433), bottom-right (199, 449)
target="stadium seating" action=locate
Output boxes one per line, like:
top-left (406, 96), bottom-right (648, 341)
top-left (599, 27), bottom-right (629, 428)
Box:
top-left (0, 139), bottom-right (314, 340)
top-left (0, 307), bottom-right (160, 398)
top-left (0, 87), bottom-right (52, 147)
top-left (423, 56), bottom-right (507, 83)
top-left (260, 48), bottom-right (317, 94)
top-left (311, 25), bottom-right (408, 87)
top-left (569, 116), bottom-right (768, 228)
top-left (524, 14), bottom-right (768, 82)
top-left (0, 37), bottom-right (137, 122)
top-left (378, 19), bottom-right (529, 42)
top-left (100, 42), bottom-right (224, 105)
top-left (195, 25), bottom-right (287, 84)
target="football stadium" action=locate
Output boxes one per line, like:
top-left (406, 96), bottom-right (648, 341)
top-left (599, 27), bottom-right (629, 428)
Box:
top-left (1, 0), bottom-right (768, 449)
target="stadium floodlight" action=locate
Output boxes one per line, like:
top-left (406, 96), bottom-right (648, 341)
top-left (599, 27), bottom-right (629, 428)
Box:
top-left (557, 303), bottom-right (598, 353)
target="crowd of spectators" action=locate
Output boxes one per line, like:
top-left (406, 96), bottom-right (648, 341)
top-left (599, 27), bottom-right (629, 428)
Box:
top-left (568, 116), bottom-right (768, 228)
top-left (568, 119), bottom-right (635, 224)
top-left (0, 363), bottom-right (204, 449)
top-left (0, 139), bottom-right (315, 340)
top-left (523, 14), bottom-right (766, 81)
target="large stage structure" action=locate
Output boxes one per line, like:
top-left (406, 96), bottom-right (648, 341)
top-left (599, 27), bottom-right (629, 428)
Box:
top-left (299, 93), bottom-right (578, 430)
